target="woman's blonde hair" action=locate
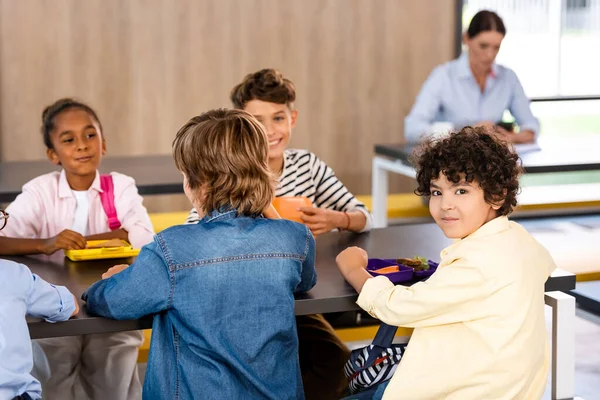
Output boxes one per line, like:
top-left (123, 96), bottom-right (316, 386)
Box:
top-left (172, 109), bottom-right (275, 216)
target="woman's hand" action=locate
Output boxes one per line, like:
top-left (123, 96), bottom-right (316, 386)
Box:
top-left (510, 130), bottom-right (535, 144)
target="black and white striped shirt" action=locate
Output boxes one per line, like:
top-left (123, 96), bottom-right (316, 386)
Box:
top-left (186, 149), bottom-right (373, 231)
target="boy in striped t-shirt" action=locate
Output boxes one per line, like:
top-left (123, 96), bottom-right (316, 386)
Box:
top-left (186, 69), bottom-right (373, 235)
top-left (187, 69), bottom-right (373, 399)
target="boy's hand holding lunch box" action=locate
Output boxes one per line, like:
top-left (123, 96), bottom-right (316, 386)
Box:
top-left (299, 207), bottom-right (346, 236)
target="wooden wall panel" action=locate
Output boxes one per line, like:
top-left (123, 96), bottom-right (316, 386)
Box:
top-left (0, 0), bottom-right (455, 212)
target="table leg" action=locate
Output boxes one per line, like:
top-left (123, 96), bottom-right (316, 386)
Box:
top-left (371, 156), bottom-right (418, 229)
top-left (372, 157), bottom-right (389, 228)
top-left (544, 291), bottom-right (576, 400)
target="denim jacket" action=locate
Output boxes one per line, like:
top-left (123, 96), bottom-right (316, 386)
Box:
top-left (83, 208), bottom-right (317, 400)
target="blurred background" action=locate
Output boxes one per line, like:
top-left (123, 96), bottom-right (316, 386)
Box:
top-left (0, 0), bottom-right (598, 211)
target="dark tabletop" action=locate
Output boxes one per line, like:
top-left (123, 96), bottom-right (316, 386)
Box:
top-left (0, 155), bottom-right (182, 203)
top-left (18, 224), bottom-right (575, 339)
top-left (375, 137), bottom-right (600, 174)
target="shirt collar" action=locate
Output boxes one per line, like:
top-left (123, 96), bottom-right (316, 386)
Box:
top-left (464, 215), bottom-right (509, 240)
top-left (58, 169), bottom-right (102, 198)
top-left (202, 205), bottom-right (239, 223)
top-left (441, 216), bottom-right (510, 257)
top-left (458, 52), bottom-right (499, 80)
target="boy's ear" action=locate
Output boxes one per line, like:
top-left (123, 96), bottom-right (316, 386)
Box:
top-left (491, 189), bottom-right (508, 210)
top-left (46, 148), bottom-right (61, 165)
top-left (290, 110), bottom-right (298, 129)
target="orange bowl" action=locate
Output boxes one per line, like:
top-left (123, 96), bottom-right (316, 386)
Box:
top-left (272, 197), bottom-right (313, 224)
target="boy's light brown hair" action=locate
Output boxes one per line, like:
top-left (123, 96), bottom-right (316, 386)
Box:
top-left (172, 109), bottom-right (275, 216)
top-left (230, 68), bottom-right (296, 109)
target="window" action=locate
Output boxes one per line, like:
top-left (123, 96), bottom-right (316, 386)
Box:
top-left (502, 99), bottom-right (600, 138)
top-left (530, 100), bottom-right (600, 138)
top-left (462, 0), bottom-right (600, 97)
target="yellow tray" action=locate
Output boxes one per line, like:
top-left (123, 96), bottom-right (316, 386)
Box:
top-left (65, 240), bottom-right (140, 261)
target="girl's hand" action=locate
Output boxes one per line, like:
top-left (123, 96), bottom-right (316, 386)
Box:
top-left (102, 264), bottom-right (130, 279)
top-left (299, 207), bottom-right (345, 236)
top-left (42, 229), bottom-right (87, 255)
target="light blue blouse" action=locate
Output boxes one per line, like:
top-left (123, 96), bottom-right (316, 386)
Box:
top-left (404, 53), bottom-right (539, 143)
top-left (0, 260), bottom-right (75, 399)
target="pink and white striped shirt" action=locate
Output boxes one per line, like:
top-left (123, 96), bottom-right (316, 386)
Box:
top-left (1, 170), bottom-right (154, 249)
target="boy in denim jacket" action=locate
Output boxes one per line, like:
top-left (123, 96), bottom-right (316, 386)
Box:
top-left (84, 109), bottom-right (317, 400)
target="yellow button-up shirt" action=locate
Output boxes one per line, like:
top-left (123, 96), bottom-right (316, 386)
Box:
top-left (358, 216), bottom-right (556, 399)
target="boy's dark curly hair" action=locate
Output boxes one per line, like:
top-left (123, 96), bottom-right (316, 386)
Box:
top-left (230, 68), bottom-right (296, 109)
top-left (411, 126), bottom-right (522, 216)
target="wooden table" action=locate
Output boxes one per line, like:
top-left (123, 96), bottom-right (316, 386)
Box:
top-left (17, 224), bottom-right (574, 338)
top-left (15, 224), bottom-right (575, 400)
top-left (376, 138), bottom-right (600, 175)
top-left (371, 138), bottom-right (600, 228)
top-left (0, 155), bottom-right (182, 203)
top-left (372, 136), bottom-right (600, 228)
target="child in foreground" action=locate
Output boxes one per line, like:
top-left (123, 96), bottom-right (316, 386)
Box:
top-left (84, 109), bottom-right (317, 400)
top-left (336, 126), bottom-right (556, 400)
top-left (0, 208), bottom-right (79, 400)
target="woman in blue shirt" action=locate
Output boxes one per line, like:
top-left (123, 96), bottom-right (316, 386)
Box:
top-left (404, 10), bottom-right (539, 144)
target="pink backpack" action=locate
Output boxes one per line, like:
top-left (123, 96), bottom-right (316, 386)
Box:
top-left (99, 174), bottom-right (122, 231)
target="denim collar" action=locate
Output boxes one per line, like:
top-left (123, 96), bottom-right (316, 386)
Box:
top-left (201, 205), bottom-right (239, 223)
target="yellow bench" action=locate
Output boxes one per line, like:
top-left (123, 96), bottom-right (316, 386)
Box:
top-left (356, 194), bottom-right (430, 219)
top-left (336, 325), bottom-right (413, 343)
top-left (148, 192), bottom-right (600, 232)
top-left (149, 211), bottom-right (190, 233)
top-left (146, 196), bottom-right (429, 234)
top-left (139, 329), bottom-right (152, 363)
top-left (147, 194), bottom-right (430, 234)
top-left (358, 190), bottom-right (600, 222)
